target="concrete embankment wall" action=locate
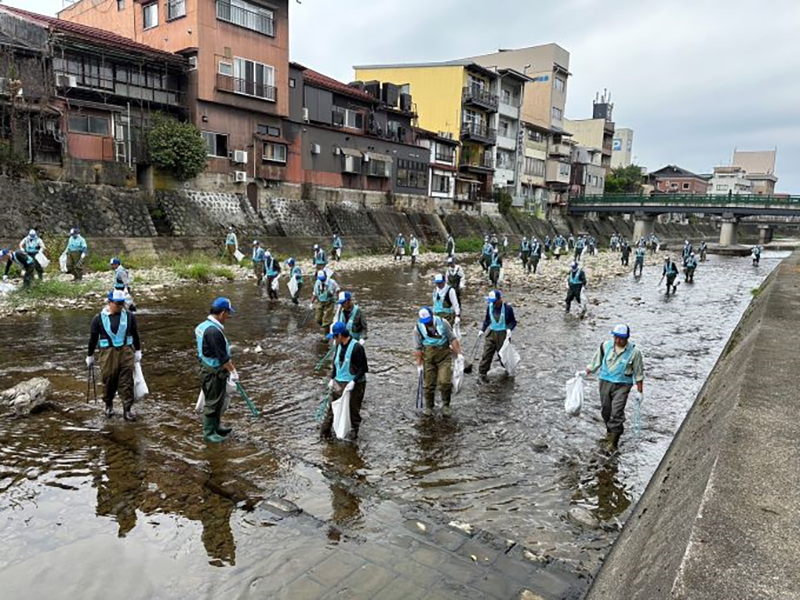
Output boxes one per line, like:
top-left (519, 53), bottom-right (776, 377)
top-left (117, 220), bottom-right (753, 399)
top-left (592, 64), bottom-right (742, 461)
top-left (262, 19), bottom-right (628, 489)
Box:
top-left (587, 250), bottom-right (800, 600)
top-left (0, 177), bottom-right (782, 255)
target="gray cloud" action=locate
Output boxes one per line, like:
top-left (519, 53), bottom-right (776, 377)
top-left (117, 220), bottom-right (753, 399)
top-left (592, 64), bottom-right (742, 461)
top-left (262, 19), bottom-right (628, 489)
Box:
top-left (16, 0), bottom-right (798, 191)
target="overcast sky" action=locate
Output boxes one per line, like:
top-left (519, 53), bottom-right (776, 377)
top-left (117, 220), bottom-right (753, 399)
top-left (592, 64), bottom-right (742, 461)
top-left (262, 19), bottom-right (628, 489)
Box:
top-left (14, 0), bottom-right (799, 192)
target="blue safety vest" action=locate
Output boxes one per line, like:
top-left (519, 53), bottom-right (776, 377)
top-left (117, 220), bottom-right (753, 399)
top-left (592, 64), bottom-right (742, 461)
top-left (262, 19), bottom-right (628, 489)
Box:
top-left (12, 251), bottom-right (34, 267)
top-left (665, 262), bottom-right (678, 276)
top-left (636, 249), bottom-right (645, 261)
top-left (599, 340), bottom-right (636, 385)
top-left (99, 309), bottom-right (133, 349)
top-left (225, 233), bottom-right (237, 246)
top-left (195, 318), bottom-right (229, 369)
top-left (315, 250), bottom-right (327, 265)
top-left (291, 266), bottom-right (303, 283)
top-left (396, 237), bottom-right (405, 248)
top-left (114, 266), bottom-right (128, 290)
top-left (576, 239), bottom-right (585, 250)
top-left (334, 341), bottom-right (359, 382)
top-left (265, 257), bottom-right (278, 277)
top-left (482, 243), bottom-right (492, 256)
top-left (333, 237), bottom-right (343, 249)
top-left (67, 235), bottom-right (86, 253)
top-left (25, 238), bottom-right (41, 254)
top-left (418, 317), bottom-right (450, 347)
top-left (489, 305), bottom-right (507, 331)
top-left (337, 306), bottom-right (361, 339)
top-left (252, 248), bottom-right (265, 263)
top-left (686, 258), bottom-right (697, 269)
top-left (490, 254), bottom-right (502, 269)
top-left (521, 240), bottom-right (530, 252)
top-left (433, 286), bottom-right (453, 314)
top-left (569, 270), bottom-right (584, 285)
top-left (314, 279), bottom-right (333, 302)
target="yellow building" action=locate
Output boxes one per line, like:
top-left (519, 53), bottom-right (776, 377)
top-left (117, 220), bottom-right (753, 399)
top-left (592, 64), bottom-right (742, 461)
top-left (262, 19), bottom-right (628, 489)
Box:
top-left (355, 60), bottom-right (501, 205)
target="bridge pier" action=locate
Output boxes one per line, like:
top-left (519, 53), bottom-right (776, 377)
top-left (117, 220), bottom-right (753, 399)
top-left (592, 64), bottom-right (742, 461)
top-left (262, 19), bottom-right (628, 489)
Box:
top-left (758, 225), bottom-right (773, 245)
top-left (719, 217), bottom-right (738, 247)
top-left (632, 214), bottom-right (654, 243)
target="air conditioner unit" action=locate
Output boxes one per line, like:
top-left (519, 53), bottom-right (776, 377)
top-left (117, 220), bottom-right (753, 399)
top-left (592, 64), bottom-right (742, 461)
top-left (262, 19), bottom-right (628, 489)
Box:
top-left (233, 150), bottom-right (248, 164)
top-left (234, 171), bottom-right (247, 183)
top-left (310, 143), bottom-right (321, 155)
top-left (333, 147), bottom-right (341, 155)
top-left (58, 75), bottom-right (78, 88)
top-left (302, 107), bottom-right (310, 123)
top-left (188, 56), bottom-right (198, 71)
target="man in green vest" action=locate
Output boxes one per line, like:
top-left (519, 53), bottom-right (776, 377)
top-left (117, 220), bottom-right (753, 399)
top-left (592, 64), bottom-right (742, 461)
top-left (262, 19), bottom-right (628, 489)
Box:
top-left (585, 324), bottom-right (645, 452)
top-left (87, 289), bottom-right (142, 421)
top-left (414, 307), bottom-right (463, 417)
top-left (194, 297), bottom-right (238, 443)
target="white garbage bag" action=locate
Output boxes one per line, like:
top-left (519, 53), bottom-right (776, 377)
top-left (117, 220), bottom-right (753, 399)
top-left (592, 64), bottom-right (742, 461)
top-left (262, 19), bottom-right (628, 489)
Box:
top-left (498, 268), bottom-right (505, 285)
top-left (195, 390), bottom-right (205, 412)
top-left (453, 355), bottom-right (465, 394)
top-left (195, 381), bottom-right (234, 413)
top-left (565, 371), bottom-right (584, 416)
top-left (271, 276), bottom-right (279, 292)
top-left (133, 363), bottom-right (149, 401)
top-left (288, 276), bottom-right (299, 298)
top-left (335, 248), bottom-right (342, 259)
top-left (412, 246), bottom-right (419, 257)
top-left (59, 251), bottom-right (68, 273)
top-left (233, 249), bottom-right (245, 262)
top-left (35, 253), bottom-right (50, 269)
top-left (453, 321), bottom-right (462, 340)
top-left (332, 389), bottom-right (352, 440)
top-left (498, 338), bottom-right (521, 377)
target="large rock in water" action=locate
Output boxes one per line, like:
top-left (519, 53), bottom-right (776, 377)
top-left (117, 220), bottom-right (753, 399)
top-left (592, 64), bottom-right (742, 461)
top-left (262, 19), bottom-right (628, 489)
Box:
top-left (0, 378), bottom-right (51, 415)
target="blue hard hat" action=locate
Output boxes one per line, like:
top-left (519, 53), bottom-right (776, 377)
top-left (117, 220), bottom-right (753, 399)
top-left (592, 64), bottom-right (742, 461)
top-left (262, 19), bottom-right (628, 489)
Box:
top-left (210, 297), bottom-right (236, 314)
top-left (110, 257), bottom-right (121, 266)
top-left (286, 257), bottom-right (295, 265)
top-left (327, 321), bottom-right (349, 339)
top-left (486, 290), bottom-right (502, 303)
top-left (337, 291), bottom-right (352, 305)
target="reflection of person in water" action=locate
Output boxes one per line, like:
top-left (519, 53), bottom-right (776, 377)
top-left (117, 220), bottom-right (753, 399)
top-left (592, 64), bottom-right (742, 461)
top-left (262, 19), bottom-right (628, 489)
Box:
top-left (323, 443), bottom-right (366, 536)
top-left (95, 444), bottom-right (145, 538)
top-left (198, 493), bottom-right (237, 567)
top-left (585, 457), bottom-right (632, 522)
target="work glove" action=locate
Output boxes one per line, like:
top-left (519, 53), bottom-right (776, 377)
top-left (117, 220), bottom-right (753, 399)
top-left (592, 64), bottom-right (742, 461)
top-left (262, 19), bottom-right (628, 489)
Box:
top-left (357, 338), bottom-right (366, 346)
top-left (344, 381), bottom-right (356, 393)
top-left (134, 351), bottom-right (142, 363)
top-left (417, 365), bottom-right (424, 375)
top-left (228, 370), bottom-right (240, 383)
top-left (328, 379), bottom-right (335, 390)
top-left (478, 330), bottom-right (485, 337)
top-left (80, 253), bottom-right (86, 260)
top-left (85, 355), bottom-right (94, 367)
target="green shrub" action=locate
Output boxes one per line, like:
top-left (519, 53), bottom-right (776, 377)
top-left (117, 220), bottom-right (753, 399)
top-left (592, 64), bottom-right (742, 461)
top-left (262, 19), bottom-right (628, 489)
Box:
top-left (8, 279), bottom-right (102, 303)
top-left (148, 114), bottom-right (208, 181)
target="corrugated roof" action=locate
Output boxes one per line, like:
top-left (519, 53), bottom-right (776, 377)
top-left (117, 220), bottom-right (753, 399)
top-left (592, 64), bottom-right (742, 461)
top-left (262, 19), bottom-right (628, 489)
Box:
top-left (0, 5), bottom-right (184, 63)
top-left (301, 66), bottom-right (376, 103)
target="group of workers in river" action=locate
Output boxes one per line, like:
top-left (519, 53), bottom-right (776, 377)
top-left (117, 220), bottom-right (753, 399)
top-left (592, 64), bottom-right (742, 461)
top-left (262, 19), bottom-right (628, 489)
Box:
top-left (0, 224), bottom-right (769, 454)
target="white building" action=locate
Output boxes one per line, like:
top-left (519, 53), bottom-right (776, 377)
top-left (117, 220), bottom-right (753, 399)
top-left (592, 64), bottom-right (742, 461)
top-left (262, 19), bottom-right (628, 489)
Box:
top-left (611, 127), bottom-right (634, 169)
top-left (415, 129), bottom-right (458, 204)
top-left (707, 166), bottom-right (753, 196)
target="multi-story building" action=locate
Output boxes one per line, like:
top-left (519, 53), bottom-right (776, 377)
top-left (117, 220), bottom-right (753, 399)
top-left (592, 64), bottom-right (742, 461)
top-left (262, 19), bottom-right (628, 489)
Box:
top-left (59, 0), bottom-right (290, 184)
top-left (707, 166), bottom-right (753, 196)
top-left (493, 69), bottom-right (529, 206)
top-left (570, 146), bottom-right (606, 196)
top-left (354, 60), bottom-right (500, 208)
top-left (649, 165), bottom-right (710, 195)
top-left (283, 64), bottom-right (429, 197)
top-left (520, 122), bottom-right (548, 214)
top-left (414, 128), bottom-right (458, 204)
top-left (732, 150), bottom-right (778, 195)
top-left (564, 93), bottom-right (615, 172)
top-left (611, 127), bottom-right (634, 169)
top-left (0, 6), bottom-right (187, 184)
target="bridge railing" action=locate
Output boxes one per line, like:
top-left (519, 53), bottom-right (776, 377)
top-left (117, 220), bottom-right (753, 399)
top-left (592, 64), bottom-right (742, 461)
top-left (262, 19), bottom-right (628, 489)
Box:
top-left (569, 193), bottom-right (800, 207)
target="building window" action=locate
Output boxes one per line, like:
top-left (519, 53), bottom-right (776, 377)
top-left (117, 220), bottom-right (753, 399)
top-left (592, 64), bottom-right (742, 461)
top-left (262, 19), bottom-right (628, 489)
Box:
top-left (366, 158), bottom-right (391, 178)
top-left (554, 77), bottom-right (565, 93)
top-left (682, 182), bottom-right (690, 190)
top-left (289, 78), bottom-right (296, 88)
top-left (499, 119), bottom-right (511, 138)
top-left (527, 129), bottom-right (544, 143)
top-left (524, 157), bottom-right (545, 177)
top-left (396, 159), bottom-right (427, 189)
top-left (716, 184), bottom-right (729, 191)
top-left (257, 124), bottom-right (281, 137)
top-left (201, 131), bottom-right (229, 157)
top-left (502, 89), bottom-right (511, 104)
top-left (117, 0), bottom-right (125, 10)
top-left (332, 107), bottom-right (363, 130)
top-left (434, 145), bottom-right (455, 164)
top-left (462, 109), bottom-right (484, 128)
top-left (670, 182), bottom-right (679, 190)
top-left (143, 3), bottom-right (158, 29)
top-left (218, 61), bottom-right (233, 76)
top-left (68, 114), bottom-right (110, 136)
top-left (551, 106), bottom-right (563, 121)
top-left (497, 150), bottom-right (514, 169)
top-left (558, 162), bottom-right (570, 176)
top-left (432, 173), bottom-right (450, 194)
top-left (216, 0), bottom-right (274, 36)
top-left (263, 142), bottom-right (287, 163)
top-left (232, 57), bottom-right (275, 101)
top-left (167, 0), bottom-right (186, 20)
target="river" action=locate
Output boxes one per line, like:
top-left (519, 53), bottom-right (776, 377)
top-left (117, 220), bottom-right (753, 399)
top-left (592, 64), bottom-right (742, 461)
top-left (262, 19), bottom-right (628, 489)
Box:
top-left (0, 250), bottom-right (786, 597)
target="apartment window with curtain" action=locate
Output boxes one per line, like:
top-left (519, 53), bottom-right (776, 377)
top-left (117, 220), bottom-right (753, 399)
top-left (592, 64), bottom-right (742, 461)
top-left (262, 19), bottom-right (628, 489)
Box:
top-left (263, 142), bottom-right (287, 163)
top-left (432, 173), bottom-right (450, 194)
top-left (142, 3), bottom-right (158, 29)
top-left (68, 114), bottom-right (110, 136)
top-left (233, 57), bottom-right (275, 101)
top-left (524, 157), bottom-right (545, 177)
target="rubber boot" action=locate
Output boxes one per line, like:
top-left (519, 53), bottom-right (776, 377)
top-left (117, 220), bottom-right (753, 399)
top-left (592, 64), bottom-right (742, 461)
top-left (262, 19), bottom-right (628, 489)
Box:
top-left (423, 395), bottom-right (434, 417)
top-left (441, 390), bottom-right (452, 417)
top-left (104, 402), bottom-right (114, 418)
top-left (216, 414), bottom-right (232, 437)
top-left (123, 405), bottom-right (137, 422)
top-left (608, 432), bottom-right (621, 453)
top-left (203, 416), bottom-right (225, 443)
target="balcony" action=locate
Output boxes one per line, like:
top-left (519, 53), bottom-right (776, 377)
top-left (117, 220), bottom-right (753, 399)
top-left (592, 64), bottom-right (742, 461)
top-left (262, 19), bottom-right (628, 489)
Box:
top-left (460, 122), bottom-right (496, 145)
top-left (435, 150), bottom-right (456, 165)
top-left (549, 142), bottom-right (571, 158)
top-left (459, 153), bottom-right (494, 172)
top-left (462, 86), bottom-right (499, 112)
top-left (216, 73), bottom-right (277, 102)
top-left (216, 0), bottom-right (275, 36)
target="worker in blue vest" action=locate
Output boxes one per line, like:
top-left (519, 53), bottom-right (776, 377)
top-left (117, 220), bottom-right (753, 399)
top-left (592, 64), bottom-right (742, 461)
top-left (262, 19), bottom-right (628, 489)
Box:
top-left (565, 261), bottom-right (587, 314)
top-left (109, 257), bottom-right (137, 312)
top-left (682, 240), bottom-right (693, 266)
top-left (409, 235), bottom-right (420, 265)
top-left (225, 226), bottom-right (238, 264)
top-left (684, 252), bottom-right (698, 283)
top-left (320, 321), bottom-right (369, 439)
top-left (414, 307), bottom-right (463, 416)
top-left (311, 271), bottom-right (340, 335)
top-left (195, 297), bottom-right (238, 443)
top-left (332, 234), bottom-right (343, 261)
top-left (662, 256), bottom-right (679, 294)
top-left (520, 236), bottom-right (531, 272)
top-left (446, 234), bottom-right (456, 258)
top-left (286, 258), bottom-right (303, 305)
top-left (585, 324), bottom-right (645, 452)
top-left (19, 229), bottom-right (45, 280)
top-left (751, 245), bottom-right (762, 266)
top-left (530, 238), bottom-right (542, 274)
top-left (432, 273), bottom-right (461, 328)
top-left (478, 290), bottom-right (517, 382)
top-left (252, 240), bottom-right (265, 286)
top-left (333, 291), bottom-right (368, 342)
top-left (87, 289), bottom-right (142, 421)
top-left (264, 250), bottom-right (281, 300)
top-left (65, 228), bottom-right (88, 280)
top-left (1, 248), bottom-right (36, 289)
top-left (479, 236), bottom-right (492, 272)
top-left (393, 233), bottom-right (406, 261)
top-left (488, 248), bottom-right (503, 287)
top-left (633, 244), bottom-right (646, 277)
top-left (313, 244), bottom-right (328, 272)
top-left (574, 235), bottom-right (585, 262)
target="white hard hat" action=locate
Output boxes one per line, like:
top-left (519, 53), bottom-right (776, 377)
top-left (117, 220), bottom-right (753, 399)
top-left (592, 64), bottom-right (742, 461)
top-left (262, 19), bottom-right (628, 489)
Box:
top-left (612, 324), bottom-right (631, 338)
top-left (29, 229), bottom-right (36, 237)
top-left (434, 274), bottom-right (445, 284)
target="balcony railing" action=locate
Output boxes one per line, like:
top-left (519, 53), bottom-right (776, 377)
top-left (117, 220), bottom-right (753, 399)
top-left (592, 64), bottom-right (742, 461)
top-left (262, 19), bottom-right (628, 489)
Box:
top-left (462, 86), bottom-right (499, 111)
top-left (435, 150), bottom-right (455, 164)
top-left (460, 122), bottom-right (496, 145)
top-left (459, 153), bottom-right (494, 170)
top-left (217, 73), bottom-right (277, 102)
top-left (216, 0), bottom-right (274, 36)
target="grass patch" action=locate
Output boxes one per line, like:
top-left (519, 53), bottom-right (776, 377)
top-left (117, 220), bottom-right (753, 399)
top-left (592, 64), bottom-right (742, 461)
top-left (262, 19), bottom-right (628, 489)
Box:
top-left (8, 279), bottom-right (102, 304)
top-left (751, 287), bottom-right (763, 298)
top-left (427, 236), bottom-right (484, 254)
top-left (172, 260), bottom-right (234, 282)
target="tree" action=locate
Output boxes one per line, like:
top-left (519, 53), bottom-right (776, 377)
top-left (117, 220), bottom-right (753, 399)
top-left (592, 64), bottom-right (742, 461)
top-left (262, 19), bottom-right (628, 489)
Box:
top-left (147, 115), bottom-right (208, 181)
top-left (605, 164), bottom-right (645, 194)
top-left (493, 189), bottom-right (513, 215)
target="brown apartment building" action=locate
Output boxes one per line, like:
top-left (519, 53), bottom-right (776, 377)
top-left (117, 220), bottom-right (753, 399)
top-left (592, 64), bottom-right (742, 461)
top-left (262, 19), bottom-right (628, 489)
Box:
top-left (649, 165), bottom-right (710, 195)
top-left (60, 0), bottom-right (290, 183)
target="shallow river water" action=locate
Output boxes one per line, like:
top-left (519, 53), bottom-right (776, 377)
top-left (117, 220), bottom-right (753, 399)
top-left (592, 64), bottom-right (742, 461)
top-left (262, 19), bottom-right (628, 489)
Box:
top-left (0, 250), bottom-right (786, 597)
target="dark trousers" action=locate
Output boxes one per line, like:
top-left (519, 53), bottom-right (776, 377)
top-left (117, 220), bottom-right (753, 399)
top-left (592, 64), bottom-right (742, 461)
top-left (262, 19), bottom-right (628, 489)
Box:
top-left (565, 284), bottom-right (583, 311)
top-left (28, 253), bottom-right (44, 280)
top-left (634, 258), bottom-right (644, 276)
top-left (424, 346), bottom-right (453, 409)
top-left (479, 329), bottom-right (507, 376)
top-left (98, 346), bottom-right (135, 410)
top-left (67, 250), bottom-right (83, 280)
top-left (253, 261), bottom-right (264, 286)
top-left (599, 379), bottom-right (632, 434)
top-left (489, 266), bottom-right (500, 286)
top-left (266, 275), bottom-right (278, 299)
top-left (531, 257), bottom-right (540, 273)
top-left (200, 365), bottom-right (228, 419)
top-left (621, 254), bottom-right (630, 266)
top-left (321, 380), bottom-right (366, 438)
top-left (574, 248), bottom-right (582, 261)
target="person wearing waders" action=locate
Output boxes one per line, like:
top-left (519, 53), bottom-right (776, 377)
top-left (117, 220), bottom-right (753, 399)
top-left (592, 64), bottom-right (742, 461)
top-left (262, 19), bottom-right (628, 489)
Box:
top-left (252, 241), bottom-right (265, 286)
top-left (321, 322), bottom-right (369, 439)
top-left (446, 234), bottom-right (456, 258)
top-left (477, 290), bottom-right (517, 383)
top-left (585, 324), bottom-right (645, 452)
top-left (682, 240), bottom-right (693, 266)
top-left (568, 233), bottom-right (575, 250)
top-left (565, 261), bottom-right (587, 314)
top-left (19, 230), bottom-right (45, 281)
top-left (195, 297), bottom-right (237, 443)
top-left (684, 252), bottom-right (698, 283)
top-left (633, 244), bottom-right (646, 277)
top-left (432, 273), bottom-right (461, 328)
top-left (65, 228), bottom-right (88, 281)
top-left (414, 307), bottom-right (463, 417)
top-left (110, 258), bottom-right (136, 311)
top-left (311, 271), bottom-right (339, 336)
top-left (1, 248), bottom-right (36, 289)
top-left (313, 244), bottom-right (328, 273)
top-left (332, 234), bottom-right (343, 262)
top-left (286, 258), bottom-right (303, 305)
top-left (87, 289), bottom-right (142, 421)
top-left (520, 237), bottom-right (531, 272)
top-left (393, 233), bottom-right (406, 261)
top-left (446, 257), bottom-right (465, 303)
top-left (225, 226), bottom-right (238, 265)
top-left (333, 291), bottom-right (368, 342)
top-left (752, 244), bottom-right (762, 266)
top-left (574, 235), bottom-right (585, 262)
top-left (409, 235), bottom-right (420, 265)
top-left (264, 251), bottom-right (281, 300)
top-left (544, 235), bottom-right (551, 256)
top-left (699, 241), bottom-right (708, 262)
top-left (662, 256), bottom-right (679, 294)
top-left (488, 248), bottom-right (503, 287)
top-left (620, 241), bottom-right (631, 267)
top-left (530, 238), bottom-right (542, 274)
top-left (480, 237), bottom-right (492, 272)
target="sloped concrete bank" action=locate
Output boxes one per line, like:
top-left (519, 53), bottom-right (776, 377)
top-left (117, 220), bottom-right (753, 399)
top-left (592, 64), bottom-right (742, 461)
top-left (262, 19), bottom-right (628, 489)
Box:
top-left (587, 250), bottom-right (800, 600)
